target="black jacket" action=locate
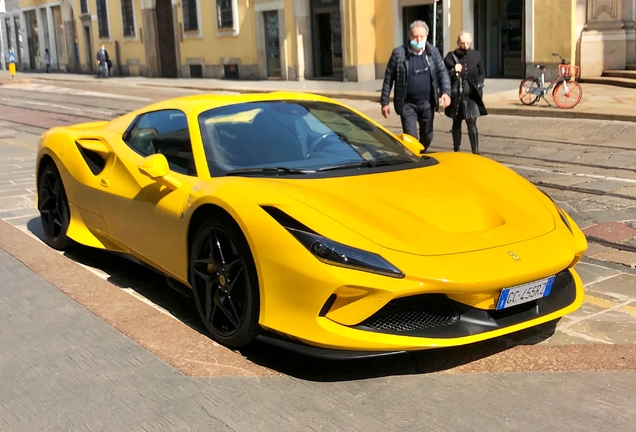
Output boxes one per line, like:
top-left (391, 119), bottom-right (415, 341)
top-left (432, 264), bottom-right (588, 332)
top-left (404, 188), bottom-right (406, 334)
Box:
top-left (96, 49), bottom-right (109, 64)
top-left (444, 49), bottom-right (487, 118)
top-left (380, 42), bottom-right (451, 115)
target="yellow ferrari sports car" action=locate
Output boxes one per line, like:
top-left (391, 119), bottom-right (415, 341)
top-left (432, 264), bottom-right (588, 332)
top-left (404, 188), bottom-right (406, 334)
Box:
top-left (36, 92), bottom-right (587, 359)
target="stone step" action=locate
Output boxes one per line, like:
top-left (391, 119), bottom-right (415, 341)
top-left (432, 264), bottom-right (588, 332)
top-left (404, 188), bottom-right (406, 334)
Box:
top-left (580, 76), bottom-right (636, 88)
top-left (626, 64), bottom-right (636, 71)
top-left (603, 69), bottom-right (636, 79)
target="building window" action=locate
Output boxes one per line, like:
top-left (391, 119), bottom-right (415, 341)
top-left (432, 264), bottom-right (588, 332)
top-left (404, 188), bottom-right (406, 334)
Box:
top-left (80, 0), bottom-right (89, 14)
top-left (216, 0), bottom-right (234, 29)
top-left (120, 0), bottom-right (135, 36)
top-left (182, 0), bottom-right (198, 31)
top-left (96, 0), bottom-right (110, 38)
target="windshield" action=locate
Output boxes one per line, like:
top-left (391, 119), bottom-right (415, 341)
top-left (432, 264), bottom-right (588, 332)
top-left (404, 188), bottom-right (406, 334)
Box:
top-left (198, 101), bottom-right (421, 176)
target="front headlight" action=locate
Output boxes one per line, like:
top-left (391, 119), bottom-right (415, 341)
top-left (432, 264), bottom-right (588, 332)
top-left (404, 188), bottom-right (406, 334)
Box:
top-left (287, 227), bottom-right (404, 278)
top-left (540, 190), bottom-right (572, 232)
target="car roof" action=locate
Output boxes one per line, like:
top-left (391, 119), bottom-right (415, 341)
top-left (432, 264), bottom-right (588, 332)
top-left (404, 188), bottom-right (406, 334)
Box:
top-left (106, 92), bottom-right (341, 133)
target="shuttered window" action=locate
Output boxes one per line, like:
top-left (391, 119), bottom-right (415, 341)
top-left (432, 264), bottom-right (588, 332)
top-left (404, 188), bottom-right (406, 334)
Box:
top-left (96, 0), bottom-right (110, 38)
top-left (216, 0), bottom-right (234, 29)
top-left (182, 0), bottom-right (198, 31)
top-left (121, 0), bottom-right (135, 36)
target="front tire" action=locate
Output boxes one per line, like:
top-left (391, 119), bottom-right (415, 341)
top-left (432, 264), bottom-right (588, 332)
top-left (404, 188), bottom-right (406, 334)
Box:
top-left (553, 80), bottom-right (583, 109)
top-left (37, 163), bottom-right (73, 250)
top-left (189, 214), bottom-right (260, 348)
top-left (519, 77), bottom-right (540, 105)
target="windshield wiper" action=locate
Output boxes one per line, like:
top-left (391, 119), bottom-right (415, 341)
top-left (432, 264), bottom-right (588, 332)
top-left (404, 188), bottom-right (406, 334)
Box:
top-left (225, 167), bottom-right (314, 176)
top-left (318, 157), bottom-right (414, 172)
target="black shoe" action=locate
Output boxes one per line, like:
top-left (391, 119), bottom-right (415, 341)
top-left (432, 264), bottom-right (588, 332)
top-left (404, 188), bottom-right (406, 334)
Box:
top-left (451, 129), bottom-right (462, 152)
top-left (468, 129), bottom-right (480, 155)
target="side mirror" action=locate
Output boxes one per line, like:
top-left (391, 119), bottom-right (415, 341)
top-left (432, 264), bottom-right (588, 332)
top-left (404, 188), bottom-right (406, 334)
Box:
top-left (397, 133), bottom-right (425, 156)
top-left (138, 154), bottom-right (182, 190)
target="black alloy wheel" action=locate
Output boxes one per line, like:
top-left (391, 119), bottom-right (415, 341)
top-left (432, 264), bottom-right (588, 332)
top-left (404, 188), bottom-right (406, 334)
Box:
top-left (190, 215), bottom-right (260, 347)
top-left (37, 163), bottom-right (73, 250)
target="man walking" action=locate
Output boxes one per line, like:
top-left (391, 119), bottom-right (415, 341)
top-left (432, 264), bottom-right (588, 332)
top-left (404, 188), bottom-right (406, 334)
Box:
top-left (380, 20), bottom-right (451, 152)
top-left (96, 44), bottom-right (109, 78)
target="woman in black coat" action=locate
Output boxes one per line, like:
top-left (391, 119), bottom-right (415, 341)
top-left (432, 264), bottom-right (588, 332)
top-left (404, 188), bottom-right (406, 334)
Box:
top-left (444, 32), bottom-right (487, 154)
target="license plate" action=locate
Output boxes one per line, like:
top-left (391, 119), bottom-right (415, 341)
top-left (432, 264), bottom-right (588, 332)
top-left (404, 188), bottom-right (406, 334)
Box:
top-left (496, 276), bottom-right (556, 310)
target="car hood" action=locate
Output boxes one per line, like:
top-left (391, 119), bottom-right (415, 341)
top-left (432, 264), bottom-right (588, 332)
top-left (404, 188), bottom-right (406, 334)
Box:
top-left (260, 160), bottom-right (555, 256)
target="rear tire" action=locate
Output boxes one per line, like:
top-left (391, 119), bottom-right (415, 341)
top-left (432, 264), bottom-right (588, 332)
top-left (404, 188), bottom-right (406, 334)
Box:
top-left (553, 80), bottom-right (583, 109)
top-left (189, 214), bottom-right (260, 348)
top-left (519, 77), bottom-right (540, 105)
top-left (37, 163), bottom-right (74, 250)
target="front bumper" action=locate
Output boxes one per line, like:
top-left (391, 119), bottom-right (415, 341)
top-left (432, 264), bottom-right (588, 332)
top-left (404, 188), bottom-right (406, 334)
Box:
top-left (257, 267), bottom-right (583, 354)
top-left (243, 201), bottom-right (586, 353)
top-left (354, 268), bottom-right (575, 339)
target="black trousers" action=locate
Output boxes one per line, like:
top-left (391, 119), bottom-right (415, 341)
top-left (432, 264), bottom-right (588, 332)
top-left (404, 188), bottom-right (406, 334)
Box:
top-left (400, 101), bottom-right (434, 149)
top-left (452, 116), bottom-right (477, 131)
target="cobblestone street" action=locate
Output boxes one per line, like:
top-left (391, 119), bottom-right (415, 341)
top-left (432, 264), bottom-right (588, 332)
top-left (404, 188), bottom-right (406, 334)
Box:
top-left (0, 77), bottom-right (635, 430)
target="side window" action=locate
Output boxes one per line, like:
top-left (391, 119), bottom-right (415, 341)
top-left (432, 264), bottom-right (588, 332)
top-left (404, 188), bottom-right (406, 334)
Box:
top-left (123, 109), bottom-right (196, 176)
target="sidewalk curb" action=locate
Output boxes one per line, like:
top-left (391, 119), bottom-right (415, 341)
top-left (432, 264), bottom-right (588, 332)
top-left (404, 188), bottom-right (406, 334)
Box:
top-left (0, 78), bottom-right (30, 85)
top-left (484, 107), bottom-right (636, 122)
top-left (137, 82), bottom-right (636, 122)
top-left (136, 82), bottom-right (385, 102)
top-left (142, 82), bottom-right (636, 122)
top-left (18, 74), bottom-right (636, 122)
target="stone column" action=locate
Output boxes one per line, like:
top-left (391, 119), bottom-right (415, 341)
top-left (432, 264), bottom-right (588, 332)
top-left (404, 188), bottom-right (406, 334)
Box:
top-left (292, 0), bottom-right (312, 80)
top-left (340, 0), bottom-right (377, 82)
top-left (580, 0), bottom-right (627, 77)
top-left (622, 0), bottom-right (636, 64)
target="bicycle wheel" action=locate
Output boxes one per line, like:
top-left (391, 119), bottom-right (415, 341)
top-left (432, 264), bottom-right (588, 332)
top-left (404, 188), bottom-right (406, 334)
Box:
top-left (519, 77), bottom-right (540, 105)
top-left (553, 80), bottom-right (582, 109)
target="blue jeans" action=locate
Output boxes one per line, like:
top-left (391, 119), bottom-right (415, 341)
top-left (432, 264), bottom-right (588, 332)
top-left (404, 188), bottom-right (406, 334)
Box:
top-left (400, 101), bottom-right (434, 150)
top-left (98, 62), bottom-right (109, 78)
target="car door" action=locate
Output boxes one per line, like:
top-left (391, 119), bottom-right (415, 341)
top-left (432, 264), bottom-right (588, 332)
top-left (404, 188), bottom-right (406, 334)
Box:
top-left (95, 109), bottom-right (200, 279)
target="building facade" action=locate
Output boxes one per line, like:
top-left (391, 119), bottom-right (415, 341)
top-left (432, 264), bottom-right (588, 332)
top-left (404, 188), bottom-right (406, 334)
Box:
top-left (1, 0), bottom-right (25, 71)
top-left (2, 0), bottom-right (635, 79)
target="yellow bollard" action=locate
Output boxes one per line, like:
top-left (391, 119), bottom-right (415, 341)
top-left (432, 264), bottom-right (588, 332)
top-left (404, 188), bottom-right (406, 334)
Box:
top-left (9, 62), bottom-right (16, 77)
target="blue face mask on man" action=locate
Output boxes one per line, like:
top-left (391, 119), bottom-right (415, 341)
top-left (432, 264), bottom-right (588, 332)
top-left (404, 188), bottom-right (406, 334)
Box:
top-left (409, 39), bottom-right (426, 51)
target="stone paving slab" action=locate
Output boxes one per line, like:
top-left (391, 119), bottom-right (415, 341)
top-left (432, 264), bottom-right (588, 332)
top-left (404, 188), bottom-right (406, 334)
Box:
top-left (574, 261), bottom-right (623, 284)
top-left (0, 219), bottom-right (274, 378)
top-left (582, 180), bottom-right (634, 193)
top-left (584, 222), bottom-right (636, 243)
top-left (587, 273), bottom-right (636, 298)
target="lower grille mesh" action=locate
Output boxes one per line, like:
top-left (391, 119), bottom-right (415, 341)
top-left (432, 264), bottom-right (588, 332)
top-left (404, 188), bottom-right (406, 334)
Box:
top-left (551, 269), bottom-right (573, 295)
top-left (360, 294), bottom-right (460, 332)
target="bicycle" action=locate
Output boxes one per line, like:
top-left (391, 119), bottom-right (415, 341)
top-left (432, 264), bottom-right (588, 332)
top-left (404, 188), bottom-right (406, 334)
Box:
top-left (519, 53), bottom-right (582, 109)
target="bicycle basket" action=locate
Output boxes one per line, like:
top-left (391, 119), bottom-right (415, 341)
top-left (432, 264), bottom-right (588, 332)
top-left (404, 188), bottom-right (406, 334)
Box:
top-left (558, 64), bottom-right (580, 79)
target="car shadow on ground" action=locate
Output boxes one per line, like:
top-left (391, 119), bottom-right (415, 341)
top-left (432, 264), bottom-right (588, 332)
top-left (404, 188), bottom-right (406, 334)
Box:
top-left (26, 217), bottom-right (557, 382)
top-left (239, 321), bottom-right (557, 381)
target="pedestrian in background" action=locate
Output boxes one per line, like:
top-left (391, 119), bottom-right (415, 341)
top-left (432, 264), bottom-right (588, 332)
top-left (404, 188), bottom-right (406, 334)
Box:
top-left (380, 20), bottom-right (451, 153)
top-left (444, 31), bottom-right (487, 154)
top-left (44, 49), bottom-right (51, 73)
top-left (96, 44), bottom-right (110, 78)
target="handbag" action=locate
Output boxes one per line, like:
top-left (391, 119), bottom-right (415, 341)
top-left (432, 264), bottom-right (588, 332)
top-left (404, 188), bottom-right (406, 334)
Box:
top-left (450, 53), bottom-right (463, 98)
